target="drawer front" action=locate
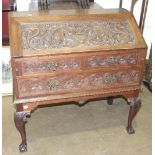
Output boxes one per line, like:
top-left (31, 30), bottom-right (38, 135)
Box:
top-left (14, 50), bottom-right (144, 76)
top-left (85, 53), bottom-right (139, 68)
top-left (17, 69), bottom-right (140, 98)
top-left (14, 55), bottom-right (82, 76)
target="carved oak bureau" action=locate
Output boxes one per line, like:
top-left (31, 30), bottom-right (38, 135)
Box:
top-left (9, 7), bottom-right (147, 152)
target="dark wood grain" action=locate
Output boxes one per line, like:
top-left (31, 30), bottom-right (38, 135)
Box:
top-left (9, 5), bottom-right (147, 152)
top-left (14, 111), bottom-right (30, 152)
top-left (126, 97), bottom-right (141, 134)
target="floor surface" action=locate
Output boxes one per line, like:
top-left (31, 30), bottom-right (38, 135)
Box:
top-left (2, 86), bottom-right (152, 155)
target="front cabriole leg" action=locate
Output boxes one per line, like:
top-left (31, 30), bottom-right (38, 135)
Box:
top-left (14, 111), bottom-right (30, 152)
top-left (126, 97), bottom-right (141, 134)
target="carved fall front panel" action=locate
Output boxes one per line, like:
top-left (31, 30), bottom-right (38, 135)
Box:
top-left (21, 19), bottom-right (137, 52)
top-left (18, 70), bottom-right (139, 98)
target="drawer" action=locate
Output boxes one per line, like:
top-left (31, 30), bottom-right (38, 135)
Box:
top-left (14, 55), bottom-right (83, 76)
top-left (85, 52), bottom-right (139, 68)
top-left (17, 69), bottom-right (140, 98)
top-left (13, 50), bottom-right (144, 76)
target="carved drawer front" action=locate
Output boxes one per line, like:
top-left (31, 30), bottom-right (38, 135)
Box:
top-left (14, 50), bottom-right (145, 76)
top-left (84, 52), bottom-right (144, 68)
top-left (14, 56), bottom-right (82, 76)
top-left (17, 69), bottom-right (140, 98)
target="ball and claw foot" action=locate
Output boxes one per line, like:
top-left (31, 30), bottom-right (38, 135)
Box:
top-left (126, 97), bottom-right (141, 135)
top-left (126, 127), bottom-right (135, 134)
top-left (14, 111), bottom-right (30, 153)
top-left (19, 143), bottom-right (27, 152)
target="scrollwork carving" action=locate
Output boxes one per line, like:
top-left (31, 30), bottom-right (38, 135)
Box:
top-left (22, 20), bottom-right (137, 52)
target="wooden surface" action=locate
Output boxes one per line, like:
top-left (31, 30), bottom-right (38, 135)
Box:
top-left (12, 48), bottom-right (146, 102)
top-left (9, 3), bottom-right (147, 152)
top-left (9, 8), bottom-right (146, 57)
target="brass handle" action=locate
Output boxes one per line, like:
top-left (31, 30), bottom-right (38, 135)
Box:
top-left (104, 74), bottom-right (117, 84)
top-left (47, 62), bottom-right (58, 71)
top-left (47, 80), bottom-right (60, 90)
top-left (107, 57), bottom-right (118, 66)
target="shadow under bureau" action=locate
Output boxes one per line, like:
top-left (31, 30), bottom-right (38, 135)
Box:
top-left (9, 8), bottom-right (147, 152)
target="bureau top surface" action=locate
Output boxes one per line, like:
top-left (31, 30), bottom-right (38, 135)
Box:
top-left (9, 7), bottom-right (147, 57)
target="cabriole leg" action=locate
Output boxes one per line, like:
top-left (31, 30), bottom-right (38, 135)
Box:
top-left (126, 97), bottom-right (141, 134)
top-left (14, 111), bottom-right (30, 152)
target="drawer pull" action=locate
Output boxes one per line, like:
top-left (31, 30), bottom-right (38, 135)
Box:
top-left (47, 62), bottom-right (58, 71)
top-left (107, 57), bottom-right (118, 66)
top-left (47, 80), bottom-right (60, 90)
top-left (104, 73), bottom-right (117, 84)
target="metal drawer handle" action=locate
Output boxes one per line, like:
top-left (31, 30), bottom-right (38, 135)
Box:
top-left (47, 62), bottom-right (58, 71)
top-left (107, 57), bottom-right (118, 66)
top-left (47, 80), bottom-right (60, 90)
top-left (104, 74), bottom-right (117, 84)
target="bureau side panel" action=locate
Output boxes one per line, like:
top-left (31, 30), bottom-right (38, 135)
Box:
top-left (8, 15), bottom-right (23, 57)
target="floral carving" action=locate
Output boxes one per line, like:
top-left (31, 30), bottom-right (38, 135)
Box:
top-left (18, 70), bottom-right (139, 98)
top-left (23, 59), bottom-right (80, 74)
top-left (87, 54), bottom-right (137, 67)
top-left (21, 54), bottom-right (139, 74)
top-left (21, 19), bottom-right (137, 51)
